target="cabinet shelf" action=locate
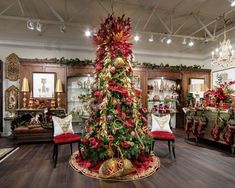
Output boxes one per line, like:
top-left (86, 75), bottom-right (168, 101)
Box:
top-left (67, 76), bottom-right (94, 114)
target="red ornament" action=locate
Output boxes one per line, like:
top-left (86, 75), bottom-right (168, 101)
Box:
top-left (96, 64), bottom-right (103, 71)
top-left (108, 135), bottom-right (114, 142)
top-left (110, 66), bottom-right (116, 74)
top-left (122, 141), bottom-right (131, 149)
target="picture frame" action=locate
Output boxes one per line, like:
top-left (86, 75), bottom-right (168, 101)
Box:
top-left (189, 78), bottom-right (205, 85)
top-left (32, 72), bottom-right (56, 98)
top-left (5, 85), bottom-right (19, 114)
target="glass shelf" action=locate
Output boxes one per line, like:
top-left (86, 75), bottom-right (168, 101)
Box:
top-left (67, 75), bottom-right (94, 114)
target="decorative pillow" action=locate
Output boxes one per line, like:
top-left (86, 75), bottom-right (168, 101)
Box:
top-left (52, 114), bottom-right (74, 136)
top-left (151, 114), bottom-right (172, 133)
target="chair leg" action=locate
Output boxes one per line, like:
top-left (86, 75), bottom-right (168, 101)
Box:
top-left (172, 140), bottom-right (176, 159)
top-left (54, 144), bottom-right (58, 168)
top-left (151, 140), bottom-right (155, 151)
top-left (70, 143), bottom-right (73, 154)
top-left (168, 141), bottom-right (171, 153)
top-left (53, 144), bottom-right (56, 159)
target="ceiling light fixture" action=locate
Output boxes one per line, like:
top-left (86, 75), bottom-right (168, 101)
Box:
top-left (188, 40), bottom-right (194, 47)
top-left (36, 21), bottom-right (42, 32)
top-left (134, 34), bottom-right (140, 42)
top-left (85, 29), bottom-right (92, 37)
top-left (60, 23), bottom-right (66, 33)
top-left (211, 17), bottom-right (235, 67)
top-left (148, 35), bottom-right (154, 42)
top-left (166, 38), bottom-right (172, 44)
top-left (27, 19), bottom-right (34, 30)
top-left (182, 38), bottom-right (187, 45)
top-left (231, 0), bottom-right (235, 7)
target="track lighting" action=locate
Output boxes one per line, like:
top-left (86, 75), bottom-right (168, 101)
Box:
top-left (182, 38), bottom-right (187, 45)
top-left (134, 34), bottom-right (140, 42)
top-left (148, 35), bottom-right (154, 42)
top-left (166, 38), bottom-right (172, 44)
top-left (85, 29), bottom-right (92, 37)
top-left (231, 0), bottom-right (235, 7)
top-left (27, 19), bottom-right (34, 30)
top-left (188, 40), bottom-right (194, 47)
top-left (60, 23), bottom-right (66, 33)
top-left (36, 21), bottom-right (42, 32)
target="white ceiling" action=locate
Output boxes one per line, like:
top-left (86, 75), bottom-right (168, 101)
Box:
top-left (0, 0), bottom-right (235, 59)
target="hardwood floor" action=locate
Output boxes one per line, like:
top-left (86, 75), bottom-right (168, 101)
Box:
top-left (0, 129), bottom-right (234, 188)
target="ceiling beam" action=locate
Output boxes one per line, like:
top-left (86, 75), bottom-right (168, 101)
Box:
top-left (43, 0), bottom-right (64, 23)
top-left (193, 14), bottom-right (214, 39)
top-left (190, 7), bottom-right (235, 36)
top-left (95, 0), bottom-right (110, 14)
top-left (0, 0), bottom-right (17, 16)
top-left (173, 14), bottom-right (191, 35)
top-left (143, 1), bottom-right (160, 30)
top-left (138, 30), bottom-right (215, 41)
top-left (155, 12), bottom-right (171, 34)
top-left (17, 0), bottom-right (25, 16)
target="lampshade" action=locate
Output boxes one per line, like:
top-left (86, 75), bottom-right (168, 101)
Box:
top-left (21, 77), bottom-right (29, 92)
top-left (55, 79), bottom-right (63, 93)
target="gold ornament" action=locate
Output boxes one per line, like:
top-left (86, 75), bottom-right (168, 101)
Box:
top-left (122, 159), bottom-right (136, 176)
top-left (131, 131), bottom-right (136, 136)
top-left (111, 98), bottom-right (118, 105)
top-left (114, 57), bottom-right (125, 68)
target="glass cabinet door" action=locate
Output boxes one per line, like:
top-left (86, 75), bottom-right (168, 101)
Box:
top-left (67, 75), bottom-right (94, 115)
top-left (147, 78), bottom-right (181, 128)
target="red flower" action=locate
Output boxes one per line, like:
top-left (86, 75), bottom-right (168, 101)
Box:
top-left (125, 119), bottom-right (133, 127)
top-left (89, 137), bottom-right (96, 145)
top-left (96, 64), bottom-right (103, 71)
top-left (122, 141), bottom-right (131, 149)
top-left (120, 112), bottom-right (126, 120)
top-left (81, 138), bottom-right (89, 145)
top-left (94, 90), bottom-right (101, 97)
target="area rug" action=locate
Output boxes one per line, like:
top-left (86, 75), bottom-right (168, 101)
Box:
top-left (0, 147), bottom-right (19, 163)
top-left (69, 151), bottom-right (160, 181)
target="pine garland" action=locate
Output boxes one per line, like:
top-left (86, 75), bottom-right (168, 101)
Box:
top-left (49, 57), bottom-right (204, 70)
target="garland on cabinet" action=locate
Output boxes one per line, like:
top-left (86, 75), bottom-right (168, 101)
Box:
top-left (48, 57), bottom-right (203, 70)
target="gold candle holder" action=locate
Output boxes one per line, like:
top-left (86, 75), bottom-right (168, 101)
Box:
top-left (55, 79), bottom-right (63, 108)
top-left (21, 77), bottom-right (29, 108)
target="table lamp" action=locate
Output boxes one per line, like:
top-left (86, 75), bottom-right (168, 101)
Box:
top-left (55, 79), bottom-right (63, 108)
top-left (21, 77), bottom-right (29, 108)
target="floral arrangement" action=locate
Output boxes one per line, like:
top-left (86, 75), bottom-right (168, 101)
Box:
top-left (205, 74), bottom-right (235, 108)
top-left (213, 80), bottom-right (235, 104)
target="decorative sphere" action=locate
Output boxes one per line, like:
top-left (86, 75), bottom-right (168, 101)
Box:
top-left (131, 131), bottom-right (136, 136)
top-left (114, 57), bottom-right (125, 68)
top-left (110, 66), bottom-right (116, 74)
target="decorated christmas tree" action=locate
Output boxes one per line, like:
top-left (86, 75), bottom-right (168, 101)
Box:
top-left (72, 14), bottom-right (159, 180)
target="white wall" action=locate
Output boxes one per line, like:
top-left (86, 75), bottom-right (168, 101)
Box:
top-left (0, 44), bottom-right (206, 136)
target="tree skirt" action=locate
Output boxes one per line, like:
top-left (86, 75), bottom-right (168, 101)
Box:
top-left (69, 151), bottom-right (160, 181)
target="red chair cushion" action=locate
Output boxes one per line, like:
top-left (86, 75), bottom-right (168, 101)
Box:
top-left (151, 131), bottom-right (175, 140)
top-left (54, 133), bottom-right (81, 144)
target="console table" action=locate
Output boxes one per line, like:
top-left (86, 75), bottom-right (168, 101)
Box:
top-left (184, 108), bottom-right (235, 153)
